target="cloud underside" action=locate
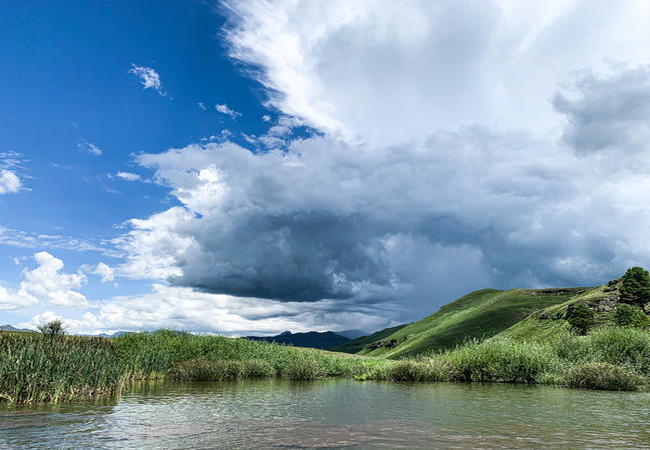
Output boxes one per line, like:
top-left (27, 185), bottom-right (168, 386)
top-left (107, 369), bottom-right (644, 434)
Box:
top-left (116, 65), bottom-right (650, 315)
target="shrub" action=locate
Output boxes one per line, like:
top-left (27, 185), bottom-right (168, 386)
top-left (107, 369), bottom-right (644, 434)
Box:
top-left (549, 332), bottom-right (591, 364)
top-left (567, 304), bottom-right (594, 335)
top-left (586, 326), bottom-right (650, 375)
top-left (565, 362), bottom-right (644, 391)
top-left (620, 267), bottom-right (650, 306)
top-left (613, 304), bottom-right (649, 327)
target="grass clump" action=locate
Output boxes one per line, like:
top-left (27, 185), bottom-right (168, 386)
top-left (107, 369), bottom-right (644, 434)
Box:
top-left (0, 332), bottom-right (125, 404)
top-left (381, 359), bottom-right (450, 382)
top-left (442, 338), bottom-right (555, 383)
top-left (240, 359), bottom-right (277, 377)
top-left (283, 357), bottom-right (324, 380)
top-left (565, 363), bottom-right (643, 391)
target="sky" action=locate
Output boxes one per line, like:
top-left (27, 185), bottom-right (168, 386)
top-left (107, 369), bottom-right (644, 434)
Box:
top-left (1, 0), bottom-right (649, 336)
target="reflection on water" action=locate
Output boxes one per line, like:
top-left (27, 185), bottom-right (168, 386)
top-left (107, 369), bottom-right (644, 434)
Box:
top-left (1, 379), bottom-right (649, 448)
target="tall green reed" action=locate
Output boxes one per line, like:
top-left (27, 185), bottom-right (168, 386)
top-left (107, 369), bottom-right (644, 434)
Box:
top-left (0, 332), bottom-right (125, 403)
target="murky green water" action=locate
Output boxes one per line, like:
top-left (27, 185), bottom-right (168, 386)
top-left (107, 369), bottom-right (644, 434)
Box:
top-left (1, 379), bottom-right (649, 448)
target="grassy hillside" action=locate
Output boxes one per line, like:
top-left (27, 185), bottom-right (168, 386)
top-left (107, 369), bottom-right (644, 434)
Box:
top-left (330, 324), bottom-right (408, 354)
top-left (358, 287), bottom-right (591, 359)
top-left (498, 279), bottom-right (624, 341)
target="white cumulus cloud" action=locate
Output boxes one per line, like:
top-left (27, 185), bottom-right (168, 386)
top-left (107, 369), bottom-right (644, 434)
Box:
top-left (93, 262), bottom-right (115, 283)
top-left (116, 171), bottom-right (142, 181)
top-left (215, 103), bottom-right (242, 119)
top-left (0, 169), bottom-right (23, 194)
top-left (225, 0), bottom-right (650, 144)
top-left (1, 252), bottom-right (88, 310)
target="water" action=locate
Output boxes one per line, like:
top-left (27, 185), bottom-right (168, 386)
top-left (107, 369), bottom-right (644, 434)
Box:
top-left (1, 379), bottom-right (649, 449)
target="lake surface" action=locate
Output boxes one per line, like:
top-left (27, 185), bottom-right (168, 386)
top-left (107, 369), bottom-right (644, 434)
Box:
top-left (1, 379), bottom-right (649, 448)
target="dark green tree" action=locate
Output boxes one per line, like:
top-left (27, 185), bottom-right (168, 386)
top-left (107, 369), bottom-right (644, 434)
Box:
top-left (37, 319), bottom-right (66, 337)
top-left (567, 304), bottom-right (594, 335)
top-left (619, 267), bottom-right (650, 305)
top-left (613, 304), bottom-right (649, 328)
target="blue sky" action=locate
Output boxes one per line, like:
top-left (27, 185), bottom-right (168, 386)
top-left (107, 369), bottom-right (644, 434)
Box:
top-left (1, 1), bottom-right (649, 335)
top-left (0, 0), bottom-right (277, 329)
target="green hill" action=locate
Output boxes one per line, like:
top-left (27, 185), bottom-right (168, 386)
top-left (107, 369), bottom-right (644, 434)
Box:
top-left (497, 279), bottom-right (623, 341)
top-left (330, 324), bottom-right (408, 354)
top-left (357, 287), bottom-right (591, 359)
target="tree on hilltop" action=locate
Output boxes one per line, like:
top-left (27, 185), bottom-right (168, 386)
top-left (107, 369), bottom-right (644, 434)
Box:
top-left (37, 319), bottom-right (67, 337)
top-left (619, 267), bottom-right (650, 306)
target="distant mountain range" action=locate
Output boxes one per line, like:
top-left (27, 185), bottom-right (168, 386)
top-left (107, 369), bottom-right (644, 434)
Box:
top-left (95, 331), bottom-right (133, 338)
top-left (0, 324), bottom-right (33, 333)
top-left (245, 330), bottom-right (353, 350)
top-left (333, 329), bottom-right (368, 339)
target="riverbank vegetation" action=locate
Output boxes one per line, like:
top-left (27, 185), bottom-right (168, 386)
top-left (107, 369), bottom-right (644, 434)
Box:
top-left (0, 332), bottom-right (125, 403)
top-left (360, 326), bottom-right (650, 390)
top-left (3, 267), bottom-right (650, 403)
top-left (3, 323), bottom-right (650, 404)
top-left (114, 329), bottom-right (386, 381)
top-left (0, 329), bottom-right (389, 403)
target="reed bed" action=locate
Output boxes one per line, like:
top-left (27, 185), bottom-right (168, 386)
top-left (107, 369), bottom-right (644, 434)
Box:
top-left (4, 325), bottom-right (649, 404)
top-left (0, 332), bottom-right (125, 403)
top-left (113, 330), bottom-right (387, 381)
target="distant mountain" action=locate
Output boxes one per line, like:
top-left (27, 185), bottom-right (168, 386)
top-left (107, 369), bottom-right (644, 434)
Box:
top-left (96, 331), bottom-right (133, 338)
top-left (245, 330), bottom-right (350, 350)
top-left (0, 324), bottom-right (33, 333)
top-left (335, 329), bottom-right (369, 339)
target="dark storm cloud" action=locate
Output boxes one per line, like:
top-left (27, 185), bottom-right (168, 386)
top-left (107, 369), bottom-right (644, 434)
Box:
top-left (554, 65), bottom-right (650, 154)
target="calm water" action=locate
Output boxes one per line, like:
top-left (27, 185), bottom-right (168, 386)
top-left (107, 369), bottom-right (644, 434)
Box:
top-left (1, 379), bottom-right (649, 449)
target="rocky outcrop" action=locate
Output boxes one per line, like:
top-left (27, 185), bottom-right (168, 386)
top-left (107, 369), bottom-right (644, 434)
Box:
top-left (363, 336), bottom-right (407, 351)
top-left (525, 287), bottom-right (592, 296)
